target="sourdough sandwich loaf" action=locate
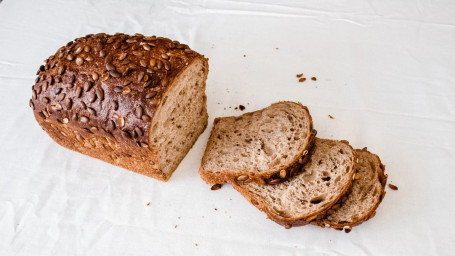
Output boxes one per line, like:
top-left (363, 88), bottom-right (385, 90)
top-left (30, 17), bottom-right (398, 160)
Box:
top-left (199, 101), bottom-right (315, 184)
top-left (200, 102), bottom-right (388, 231)
top-left (30, 33), bottom-right (209, 181)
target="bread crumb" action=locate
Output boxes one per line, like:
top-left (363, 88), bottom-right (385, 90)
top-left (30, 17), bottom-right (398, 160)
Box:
top-left (296, 73), bottom-right (303, 78)
top-left (214, 208), bottom-right (218, 211)
top-left (235, 107), bottom-right (238, 110)
top-left (146, 202), bottom-right (150, 206)
top-left (388, 184), bottom-right (398, 190)
top-left (239, 105), bottom-right (245, 111)
top-left (275, 47), bottom-right (279, 50)
top-left (328, 115), bottom-right (334, 119)
top-left (178, 217), bottom-right (181, 219)
top-left (299, 78), bottom-right (306, 82)
top-left (195, 243), bottom-right (198, 247)
top-left (243, 54), bottom-right (246, 57)
top-left (311, 77), bottom-right (317, 81)
top-left (174, 225), bottom-right (178, 228)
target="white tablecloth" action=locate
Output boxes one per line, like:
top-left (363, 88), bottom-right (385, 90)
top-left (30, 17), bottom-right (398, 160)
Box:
top-left (1, 0), bottom-right (454, 255)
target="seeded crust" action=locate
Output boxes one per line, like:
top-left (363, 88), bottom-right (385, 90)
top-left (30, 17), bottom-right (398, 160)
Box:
top-left (312, 148), bottom-right (387, 231)
top-left (30, 33), bottom-right (208, 181)
top-left (198, 102), bottom-right (315, 185)
top-left (232, 138), bottom-right (357, 228)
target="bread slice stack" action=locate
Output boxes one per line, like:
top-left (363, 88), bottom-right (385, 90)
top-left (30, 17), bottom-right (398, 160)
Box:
top-left (199, 101), bottom-right (387, 232)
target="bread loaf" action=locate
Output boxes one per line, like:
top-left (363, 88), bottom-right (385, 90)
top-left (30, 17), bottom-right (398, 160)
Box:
top-left (30, 33), bottom-right (209, 181)
top-left (199, 102), bottom-right (315, 184)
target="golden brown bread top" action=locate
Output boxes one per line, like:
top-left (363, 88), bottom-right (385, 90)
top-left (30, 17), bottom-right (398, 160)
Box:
top-left (30, 33), bottom-right (204, 148)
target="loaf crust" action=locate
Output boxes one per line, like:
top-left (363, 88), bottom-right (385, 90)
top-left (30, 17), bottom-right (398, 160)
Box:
top-left (30, 33), bottom-right (208, 181)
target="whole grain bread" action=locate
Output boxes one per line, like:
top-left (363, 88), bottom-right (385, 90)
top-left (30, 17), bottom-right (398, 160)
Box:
top-left (232, 138), bottom-right (357, 228)
top-left (313, 148), bottom-right (387, 231)
top-left (199, 101), bottom-right (314, 184)
top-left (30, 33), bottom-right (209, 181)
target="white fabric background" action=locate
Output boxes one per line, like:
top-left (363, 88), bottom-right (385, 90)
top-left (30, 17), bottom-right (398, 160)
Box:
top-left (0, 0), bottom-right (454, 255)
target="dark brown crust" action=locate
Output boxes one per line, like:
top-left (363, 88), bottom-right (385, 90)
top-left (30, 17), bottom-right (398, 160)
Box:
top-left (198, 102), bottom-right (315, 185)
top-left (312, 147), bottom-right (387, 231)
top-left (30, 33), bottom-right (208, 181)
top-left (231, 138), bottom-right (358, 228)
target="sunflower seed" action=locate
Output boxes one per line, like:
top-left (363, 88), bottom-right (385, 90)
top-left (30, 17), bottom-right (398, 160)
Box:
top-left (88, 91), bottom-right (97, 103)
top-left (110, 100), bottom-right (119, 111)
top-left (80, 116), bottom-right (89, 123)
top-left (42, 97), bottom-right (50, 104)
top-left (139, 59), bottom-right (147, 67)
top-left (72, 113), bottom-right (78, 121)
top-left (106, 62), bottom-right (115, 71)
top-left (87, 107), bottom-right (96, 116)
top-left (80, 101), bottom-right (87, 109)
top-left (118, 52), bottom-right (127, 60)
top-left (135, 105), bottom-right (143, 118)
top-left (29, 99), bottom-right (34, 109)
top-left (134, 127), bottom-right (143, 136)
top-left (42, 82), bottom-right (48, 92)
top-left (137, 71), bottom-right (145, 82)
top-left (69, 74), bottom-right (76, 84)
top-left (101, 72), bottom-right (109, 81)
top-left (160, 53), bottom-right (168, 60)
top-left (145, 91), bottom-right (157, 99)
top-left (122, 130), bottom-right (132, 139)
top-left (67, 54), bottom-right (74, 61)
top-left (144, 80), bottom-right (152, 88)
top-left (142, 114), bottom-right (151, 121)
top-left (114, 86), bottom-right (122, 93)
top-left (106, 37), bottom-right (115, 44)
top-left (122, 86), bottom-right (131, 94)
top-left (74, 87), bottom-right (82, 99)
top-left (84, 81), bottom-right (93, 92)
top-left (211, 184), bottom-right (222, 190)
top-left (57, 93), bottom-right (66, 101)
top-left (132, 51), bottom-right (143, 56)
top-left (58, 66), bottom-right (65, 75)
top-left (65, 98), bottom-right (72, 109)
top-left (149, 58), bottom-right (157, 68)
top-left (55, 87), bottom-right (62, 95)
top-left (141, 142), bottom-right (149, 148)
top-left (62, 118), bottom-right (69, 124)
top-left (123, 80), bottom-right (132, 86)
top-left (117, 116), bottom-right (125, 127)
top-left (99, 49), bottom-right (106, 57)
top-left (96, 87), bottom-right (104, 101)
top-left (107, 120), bottom-right (116, 131)
top-left (85, 55), bottom-right (93, 62)
top-left (110, 70), bottom-right (121, 78)
top-left (32, 89), bottom-right (37, 99)
top-left (142, 44), bottom-right (151, 51)
top-left (268, 179), bottom-right (282, 185)
top-left (156, 60), bottom-right (163, 69)
top-left (84, 46), bottom-right (90, 52)
top-left (90, 127), bottom-right (98, 133)
top-left (91, 72), bottom-right (99, 81)
top-left (126, 38), bottom-right (136, 43)
top-left (164, 62), bottom-right (171, 71)
top-left (280, 170), bottom-right (287, 179)
top-left (236, 175), bottom-right (248, 181)
top-left (52, 103), bottom-right (62, 111)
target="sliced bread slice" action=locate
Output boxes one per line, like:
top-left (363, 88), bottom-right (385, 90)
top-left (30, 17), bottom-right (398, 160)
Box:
top-left (313, 148), bottom-right (387, 232)
top-left (199, 101), bottom-right (314, 184)
top-left (232, 138), bottom-right (357, 228)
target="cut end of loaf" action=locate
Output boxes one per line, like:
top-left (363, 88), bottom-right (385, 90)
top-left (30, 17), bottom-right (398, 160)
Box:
top-left (233, 138), bottom-right (356, 224)
top-left (149, 58), bottom-right (208, 180)
top-left (199, 101), bottom-right (313, 184)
